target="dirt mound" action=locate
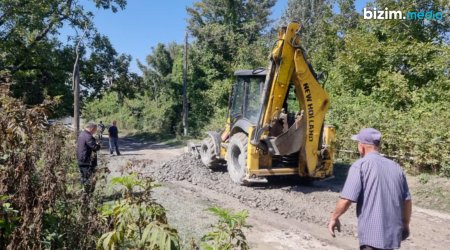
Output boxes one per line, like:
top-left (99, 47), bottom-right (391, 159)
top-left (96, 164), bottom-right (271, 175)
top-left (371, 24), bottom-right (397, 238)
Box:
top-left (143, 154), bottom-right (356, 236)
top-left (146, 153), bottom-right (218, 183)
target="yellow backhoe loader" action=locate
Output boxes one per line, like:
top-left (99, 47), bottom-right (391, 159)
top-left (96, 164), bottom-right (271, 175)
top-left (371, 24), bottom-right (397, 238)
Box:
top-left (189, 22), bottom-right (336, 185)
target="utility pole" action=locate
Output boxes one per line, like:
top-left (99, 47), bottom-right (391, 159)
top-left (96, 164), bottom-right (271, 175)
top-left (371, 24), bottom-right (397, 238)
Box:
top-left (182, 31), bottom-right (188, 136)
top-left (73, 62), bottom-right (80, 140)
top-left (73, 24), bottom-right (88, 141)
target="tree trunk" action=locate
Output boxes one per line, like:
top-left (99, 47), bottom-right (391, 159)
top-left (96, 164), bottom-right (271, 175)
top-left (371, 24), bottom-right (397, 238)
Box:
top-left (72, 23), bottom-right (88, 141)
top-left (73, 63), bottom-right (80, 139)
top-left (182, 31), bottom-right (189, 136)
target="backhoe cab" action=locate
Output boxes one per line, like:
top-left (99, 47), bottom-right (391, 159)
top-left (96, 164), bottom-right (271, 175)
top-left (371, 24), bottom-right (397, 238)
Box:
top-left (191, 22), bottom-right (336, 185)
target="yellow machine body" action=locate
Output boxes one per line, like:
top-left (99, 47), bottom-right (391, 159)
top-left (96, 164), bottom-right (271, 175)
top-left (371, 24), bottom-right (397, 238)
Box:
top-left (198, 22), bottom-right (336, 184)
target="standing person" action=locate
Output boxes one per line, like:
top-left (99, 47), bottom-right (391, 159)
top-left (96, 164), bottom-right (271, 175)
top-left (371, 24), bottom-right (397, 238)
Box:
top-left (77, 122), bottom-right (101, 192)
top-left (108, 120), bottom-right (121, 156)
top-left (97, 121), bottom-right (105, 140)
top-left (328, 128), bottom-right (412, 250)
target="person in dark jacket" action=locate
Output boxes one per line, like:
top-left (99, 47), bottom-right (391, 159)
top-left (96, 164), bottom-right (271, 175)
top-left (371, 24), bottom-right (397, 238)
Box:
top-left (97, 121), bottom-right (105, 140)
top-left (108, 120), bottom-right (120, 155)
top-left (77, 122), bottom-right (101, 191)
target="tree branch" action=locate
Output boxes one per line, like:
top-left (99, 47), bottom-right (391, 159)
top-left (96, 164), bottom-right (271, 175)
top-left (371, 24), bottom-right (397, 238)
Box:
top-left (29, 0), bottom-right (74, 46)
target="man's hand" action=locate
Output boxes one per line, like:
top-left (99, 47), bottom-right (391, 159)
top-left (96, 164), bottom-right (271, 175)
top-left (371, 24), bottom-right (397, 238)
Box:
top-left (402, 224), bottom-right (410, 240)
top-left (328, 218), bottom-right (341, 237)
top-left (328, 198), bottom-right (352, 237)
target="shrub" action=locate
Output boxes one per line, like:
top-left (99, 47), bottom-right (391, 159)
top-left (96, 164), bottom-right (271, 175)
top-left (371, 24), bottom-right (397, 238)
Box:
top-left (83, 92), bottom-right (179, 134)
top-left (97, 174), bottom-right (180, 250)
top-left (328, 93), bottom-right (450, 176)
top-left (0, 97), bottom-right (107, 249)
top-left (201, 207), bottom-right (250, 250)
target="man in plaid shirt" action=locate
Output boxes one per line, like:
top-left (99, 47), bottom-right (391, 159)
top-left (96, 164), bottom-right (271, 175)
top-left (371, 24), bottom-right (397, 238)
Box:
top-left (328, 128), bottom-right (412, 250)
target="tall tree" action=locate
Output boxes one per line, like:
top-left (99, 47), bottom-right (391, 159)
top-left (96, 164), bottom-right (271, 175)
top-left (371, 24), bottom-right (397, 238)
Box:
top-left (134, 43), bottom-right (182, 134)
top-left (185, 0), bottom-right (276, 132)
top-left (280, 0), bottom-right (328, 49)
top-left (0, 0), bottom-right (130, 115)
top-left (281, 0), bottom-right (326, 25)
top-left (187, 0), bottom-right (276, 77)
top-left (323, 0), bottom-right (450, 174)
top-left (138, 43), bottom-right (175, 101)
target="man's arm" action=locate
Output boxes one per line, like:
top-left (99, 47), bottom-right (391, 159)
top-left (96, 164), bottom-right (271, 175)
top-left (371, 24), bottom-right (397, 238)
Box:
top-left (328, 198), bottom-right (352, 237)
top-left (403, 199), bottom-right (412, 233)
top-left (86, 135), bottom-right (100, 151)
top-left (401, 199), bottom-right (412, 240)
top-left (401, 172), bottom-right (412, 239)
top-left (403, 199), bottom-right (412, 225)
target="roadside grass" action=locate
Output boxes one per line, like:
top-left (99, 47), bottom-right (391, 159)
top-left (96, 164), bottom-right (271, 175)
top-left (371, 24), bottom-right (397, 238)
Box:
top-left (408, 175), bottom-right (450, 214)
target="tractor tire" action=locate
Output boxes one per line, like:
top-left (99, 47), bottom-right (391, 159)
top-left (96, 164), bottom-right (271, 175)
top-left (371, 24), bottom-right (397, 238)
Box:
top-left (227, 133), bottom-right (248, 184)
top-left (200, 137), bottom-right (220, 169)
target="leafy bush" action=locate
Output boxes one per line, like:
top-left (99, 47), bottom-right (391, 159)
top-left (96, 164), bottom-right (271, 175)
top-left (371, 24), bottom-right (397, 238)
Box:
top-left (83, 92), bottom-right (139, 131)
top-left (1, 97), bottom-right (252, 249)
top-left (97, 174), bottom-right (180, 250)
top-left (0, 97), bottom-right (107, 249)
top-left (201, 207), bottom-right (250, 250)
top-left (0, 195), bottom-right (19, 246)
top-left (327, 93), bottom-right (450, 176)
top-left (98, 172), bottom-right (253, 250)
top-left (418, 173), bottom-right (430, 185)
top-left (83, 92), bottom-right (179, 134)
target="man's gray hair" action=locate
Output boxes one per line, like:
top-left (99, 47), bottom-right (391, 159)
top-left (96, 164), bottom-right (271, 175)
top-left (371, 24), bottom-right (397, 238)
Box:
top-left (84, 122), bottom-right (97, 129)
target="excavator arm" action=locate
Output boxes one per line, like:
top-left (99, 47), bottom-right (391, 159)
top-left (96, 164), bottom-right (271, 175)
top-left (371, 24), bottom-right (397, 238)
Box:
top-left (251, 22), bottom-right (333, 178)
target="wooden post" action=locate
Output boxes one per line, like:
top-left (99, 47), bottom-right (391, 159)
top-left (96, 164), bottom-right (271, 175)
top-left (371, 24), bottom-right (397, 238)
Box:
top-left (182, 31), bottom-right (189, 136)
top-left (73, 24), bottom-right (88, 141)
top-left (73, 63), bottom-right (80, 140)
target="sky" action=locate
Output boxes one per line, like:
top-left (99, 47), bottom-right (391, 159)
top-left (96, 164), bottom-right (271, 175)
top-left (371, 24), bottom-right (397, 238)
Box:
top-left (67, 0), bottom-right (370, 74)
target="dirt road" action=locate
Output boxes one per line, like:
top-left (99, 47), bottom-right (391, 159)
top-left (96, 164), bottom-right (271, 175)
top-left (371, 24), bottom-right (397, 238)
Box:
top-left (101, 136), bottom-right (450, 250)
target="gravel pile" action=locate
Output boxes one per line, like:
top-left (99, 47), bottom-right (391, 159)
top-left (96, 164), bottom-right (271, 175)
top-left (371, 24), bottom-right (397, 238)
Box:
top-left (146, 153), bottom-right (220, 183)
top-left (144, 153), bottom-right (356, 236)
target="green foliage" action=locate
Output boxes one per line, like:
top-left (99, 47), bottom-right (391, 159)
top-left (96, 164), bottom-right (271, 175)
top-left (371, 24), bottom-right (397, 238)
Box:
top-left (83, 0), bottom-right (276, 137)
top-left (97, 174), bottom-right (180, 250)
top-left (111, 173), bottom-right (161, 200)
top-left (84, 42), bottom-right (183, 135)
top-left (83, 90), bottom-right (179, 134)
top-left (97, 201), bottom-right (180, 250)
top-left (183, 0), bottom-right (276, 135)
top-left (81, 0), bottom-right (450, 176)
top-left (328, 92), bottom-right (450, 176)
top-left (418, 173), bottom-right (430, 184)
top-left (85, 43), bottom-right (183, 135)
top-left (300, 0), bottom-right (450, 176)
top-left (83, 92), bottom-right (135, 130)
top-left (0, 0), bottom-right (139, 116)
top-left (187, 0), bottom-right (275, 66)
top-left (1, 98), bottom-right (251, 249)
top-left (83, 35), bottom-right (143, 100)
top-left (201, 207), bottom-right (250, 250)
top-left (0, 195), bottom-right (20, 246)
top-left (0, 97), bottom-right (108, 249)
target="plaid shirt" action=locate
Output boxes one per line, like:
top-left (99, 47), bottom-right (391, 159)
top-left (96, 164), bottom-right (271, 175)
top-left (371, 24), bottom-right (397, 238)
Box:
top-left (341, 152), bottom-right (411, 249)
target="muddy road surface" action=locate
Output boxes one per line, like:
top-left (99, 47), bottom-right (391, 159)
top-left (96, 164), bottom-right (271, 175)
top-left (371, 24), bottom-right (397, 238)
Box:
top-left (101, 136), bottom-right (450, 250)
